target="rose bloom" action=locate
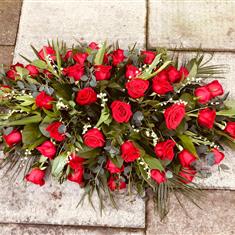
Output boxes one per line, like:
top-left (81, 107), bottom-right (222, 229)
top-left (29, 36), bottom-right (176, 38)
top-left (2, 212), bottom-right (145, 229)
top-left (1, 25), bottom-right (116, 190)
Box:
top-left (121, 140), bottom-right (140, 162)
top-left (224, 122), bottom-right (235, 139)
top-left (25, 64), bottom-right (39, 77)
top-left (154, 139), bottom-right (175, 161)
top-left (198, 108), bottom-right (216, 129)
top-left (152, 73), bottom-right (174, 95)
top-left (106, 159), bottom-right (124, 174)
top-left (111, 100), bottom-right (132, 123)
top-left (64, 50), bottom-right (73, 61)
top-left (151, 169), bottom-right (166, 184)
top-left (125, 78), bottom-right (149, 98)
top-left (89, 42), bottom-right (99, 50)
top-left (6, 63), bottom-right (24, 80)
top-left (206, 80), bottom-right (224, 98)
top-left (73, 52), bottom-right (88, 65)
top-left (179, 167), bottom-right (196, 184)
top-left (35, 91), bottom-right (54, 110)
top-left (179, 66), bottom-right (189, 80)
top-left (46, 121), bottom-right (65, 142)
top-left (178, 149), bottom-right (196, 167)
top-left (3, 129), bottom-right (22, 147)
top-left (63, 64), bottom-right (84, 81)
top-left (68, 166), bottom-right (84, 185)
top-left (211, 148), bottom-right (225, 165)
top-left (141, 50), bottom-right (156, 64)
top-left (164, 103), bottom-right (186, 130)
top-left (108, 176), bottom-right (126, 191)
top-left (167, 66), bottom-right (180, 83)
top-left (38, 46), bottom-right (56, 61)
top-left (36, 140), bottom-right (56, 159)
top-left (83, 128), bottom-right (105, 148)
top-left (76, 87), bottom-right (97, 105)
top-left (25, 168), bottom-right (45, 186)
top-left (194, 86), bottom-right (212, 104)
top-left (125, 64), bottom-right (140, 79)
top-left (94, 65), bottom-right (112, 81)
top-left (111, 49), bottom-right (125, 66)
top-left (68, 153), bottom-right (84, 170)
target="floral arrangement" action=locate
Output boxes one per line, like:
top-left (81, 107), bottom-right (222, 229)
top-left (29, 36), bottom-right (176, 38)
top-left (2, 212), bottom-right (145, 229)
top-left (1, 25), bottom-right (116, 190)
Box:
top-left (0, 40), bottom-right (234, 218)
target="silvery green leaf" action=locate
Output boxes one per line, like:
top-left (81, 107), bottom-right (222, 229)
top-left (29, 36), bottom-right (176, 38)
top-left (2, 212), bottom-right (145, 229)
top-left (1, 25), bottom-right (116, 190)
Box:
top-left (124, 166), bottom-right (131, 175)
top-left (32, 91), bottom-right (39, 98)
top-left (69, 77), bottom-right (75, 84)
top-left (29, 84), bottom-right (37, 91)
top-left (81, 75), bottom-right (89, 81)
top-left (205, 152), bottom-right (215, 166)
top-left (87, 55), bottom-right (94, 63)
top-left (58, 124), bottom-right (66, 134)
top-left (3, 127), bottom-right (13, 135)
top-left (220, 164), bottom-right (230, 171)
top-left (166, 171), bottom-right (173, 179)
top-left (89, 79), bottom-right (97, 87)
top-left (17, 81), bottom-right (25, 89)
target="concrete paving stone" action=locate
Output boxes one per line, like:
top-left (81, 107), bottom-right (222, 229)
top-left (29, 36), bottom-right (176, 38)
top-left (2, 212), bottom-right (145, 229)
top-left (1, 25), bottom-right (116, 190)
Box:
top-left (148, 0), bottom-right (235, 50)
top-left (0, 0), bottom-right (22, 45)
top-left (13, 0), bottom-right (146, 62)
top-left (0, 223), bottom-right (144, 235)
top-left (146, 190), bottom-right (235, 235)
top-left (0, 45), bottom-right (14, 67)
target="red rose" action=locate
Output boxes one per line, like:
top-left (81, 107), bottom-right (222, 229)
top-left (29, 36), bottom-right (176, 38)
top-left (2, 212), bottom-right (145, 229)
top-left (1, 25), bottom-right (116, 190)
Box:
top-left (83, 128), bottom-right (105, 148)
top-left (198, 108), bottom-right (216, 129)
top-left (111, 100), bottom-right (132, 123)
top-left (3, 129), bottom-right (22, 147)
top-left (63, 64), bottom-right (84, 81)
top-left (167, 66), bottom-right (180, 83)
top-left (206, 80), bottom-right (224, 98)
top-left (111, 49), bottom-right (125, 66)
top-left (178, 149), bottom-right (196, 167)
top-left (152, 73), bottom-right (174, 95)
top-left (194, 86), bottom-right (212, 104)
top-left (108, 176), bottom-right (126, 191)
top-left (179, 167), bottom-right (196, 184)
top-left (211, 148), bottom-right (224, 164)
top-left (73, 52), bottom-right (88, 65)
top-left (94, 65), bottom-right (112, 81)
top-left (125, 64), bottom-right (140, 79)
top-left (164, 103), bottom-right (185, 130)
top-left (46, 121), bottom-right (65, 142)
top-left (179, 66), bottom-right (189, 80)
top-left (141, 50), bottom-right (156, 64)
top-left (38, 46), bottom-right (56, 61)
top-left (25, 64), bottom-right (39, 77)
top-left (89, 42), bottom-right (99, 50)
top-left (154, 140), bottom-right (175, 161)
top-left (25, 168), bottom-right (45, 186)
top-left (225, 122), bottom-right (235, 139)
top-left (43, 69), bottom-right (53, 79)
top-left (35, 91), bottom-right (54, 110)
top-left (76, 87), bottom-right (97, 105)
top-left (64, 50), bottom-right (73, 61)
top-left (151, 169), bottom-right (166, 184)
top-left (68, 153), bottom-right (84, 169)
top-left (106, 159), bottom-right (124, 174)
top-left (125, 78), bottom-right (149, 98)
top-left (121, 140), bottom-right (140, 162)
top-left (6, 63), bottom-right (24, 80)
top-left (36, 140), bottom-right (56, 159)
top-left (68, 166), bottom-right (84, 185)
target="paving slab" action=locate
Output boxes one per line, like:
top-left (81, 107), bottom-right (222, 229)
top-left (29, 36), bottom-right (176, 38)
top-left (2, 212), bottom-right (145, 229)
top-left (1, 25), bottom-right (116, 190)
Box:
top-left (148, 0), bottom-right (235, 50)
top-left (13, 0), bottom-right (146, 62)
top-left (146, 190), bottom-right (235, 235)
top-left (0, 0), bottom-right (22, 45)
top-left (0, 46), bottom-right (14, 67)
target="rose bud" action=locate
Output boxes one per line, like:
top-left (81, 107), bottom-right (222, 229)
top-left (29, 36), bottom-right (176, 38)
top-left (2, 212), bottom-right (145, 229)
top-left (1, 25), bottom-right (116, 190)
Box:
top-left (198, 108), bottom-right (216, 129)
top-left (178, 149), bottom-right (196, 167)
top-left (68, 153), bottom-right (84, 169)
top-left (224, 122), bottom-right (235, 139)
top-left (83, 128), bottom-right (105, 148)
top-left (43, 69), bottom-right (53, 79)
top-left (164, 103), bottom-right (186, 130)
top-left (62, 64), bottom-right (84, 81)
top-left (178, 167), bottom-right (196, 184)
top-left (206, 80), bottom-right (224, 98)
top-left (73, 52), bottom-right (88, 65)
top-left (35, 91), bottom-right (54, 110)
top-left (106, 159), bottom-right (124, 174)
top-left (68, 166), bottom-right (84, 185)
top-left (111, 49), bottom-right (125, 66)
top-left (36, 140), bottom-right (56, 159)
top-left (152, 74), bottom-right (174, 95)
top-left (3, 129), bottom-right (22, 147)
top-left (25, 168), bottom-right (45, 186)
top-left (108, 176), bottom-right (126, 191)
top-left (179, 66), bottom-right (189, 80)
top-left (111, 100), bottom-right (133, 123)
top-left (150, 169), bottom-right (166, 184)
top-left (167, 66), bottom-right (180, 83)
top-left (154, 139), bottom-right (175, 161)
top-left (25, 64), bottom-right (39, 77)
top-left (194, 86), bottom-right (212, 104)
top-left (125, 78), bottom-right (149, 98)
top-left (6, 63), bottom-right (24, 80)
top-left (89, 42), bottom-right (99, 50)
top-left (46, 121), bottom-right (65, 142)
top-left (38, 46), bottom-right (56, 61)
top-left (211, 148), bottom-right (225, 164)
top-left (125, 64), bottom-right (140, 79)
top-left (121, 140), bottom-right (140, 162)
top-left (141, 50), bottom-right (156, 64)
top-left (64, 50), bottom-right (73, 61)
top-left (76, 87), bottom-right (97, 106)
top-left (94, 65), bottom-right (112, 81)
